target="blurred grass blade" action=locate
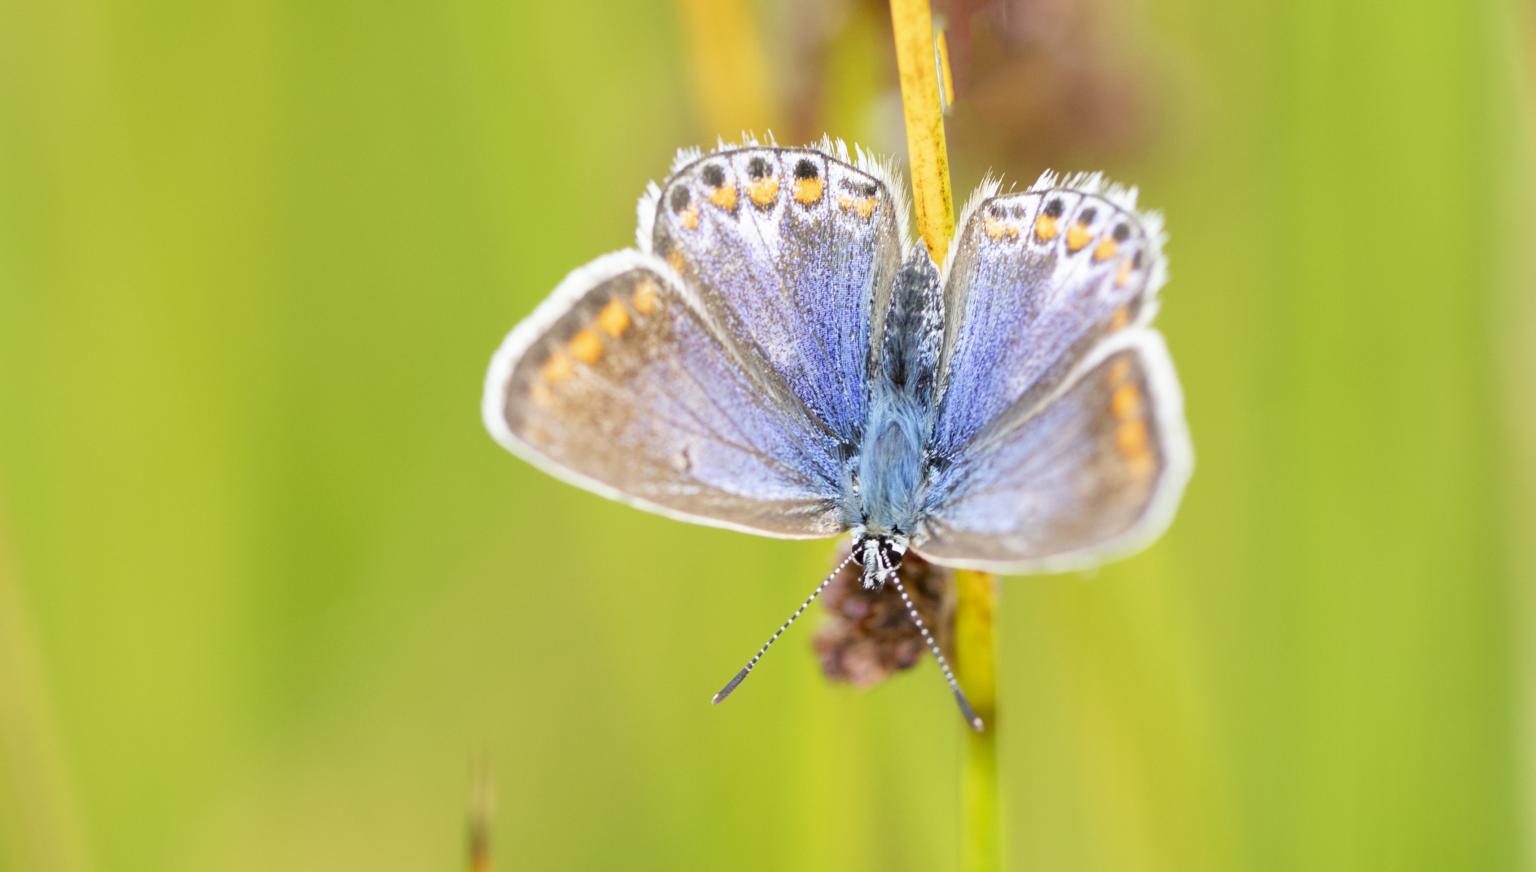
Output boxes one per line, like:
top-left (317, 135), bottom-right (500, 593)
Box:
top-left (955, 570), bottom-right (1000, 872)
top-left (676, 0), bottom-right (782, 137)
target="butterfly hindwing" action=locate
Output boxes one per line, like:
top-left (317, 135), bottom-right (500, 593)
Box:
top-left (483, 251), bottom-right (846, 538)
top-left (647, 145), bottom-right (906, 446)
top-left (914, 329), bottom-right (1192, 571)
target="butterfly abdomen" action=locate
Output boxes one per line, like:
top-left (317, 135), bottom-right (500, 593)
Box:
top-left (856, 400), bottom-right (926, 535)
top-left (852, 245), bottom-right (945, 536)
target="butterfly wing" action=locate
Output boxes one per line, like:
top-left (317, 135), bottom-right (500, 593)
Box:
top-left (914, 176), bottom-right (1191, 570)
top-left (483, 251), bottom-right (846, 538)
top-left (915, 330), bottom-right (1191, 571)
top-left (644, 143), bottom-right (907, 447)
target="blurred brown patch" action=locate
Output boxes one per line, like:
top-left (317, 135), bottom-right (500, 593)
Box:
top-left (778, 0), bottom-right (1159, 167)
top-left (942, 0), bottom-right (1159, 168)
top-left (814, 551), bottom-right (955, 688)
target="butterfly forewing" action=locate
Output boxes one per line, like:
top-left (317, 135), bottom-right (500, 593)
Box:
top-left (649, 147), bottom-right (905, 446)
top-left (932, 179), bottom-right (1164, 459)
top-left (914, 330), bottom-right (1191, 571)
top-left (910, 176), bottom-right (1189, 571)
top-left (484, 251), bottom-right (845, 538)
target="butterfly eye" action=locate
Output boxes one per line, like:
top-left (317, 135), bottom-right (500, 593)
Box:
top-left (1043, 197), bottom-right (1065, 218)
top-left (1078, 207), bottom-right (1098, 225)
top-left (1113, 222), bottom-right (1131, 242)
top-left (701, 163), bottom-right (726, 187)
top-left (668, 186), bottom-right (691, 213)
top-left (746, 156), bottom-right (772, 179)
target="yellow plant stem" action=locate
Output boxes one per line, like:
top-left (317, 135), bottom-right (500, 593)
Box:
top-left (889, 0), bottom-right (955, 262)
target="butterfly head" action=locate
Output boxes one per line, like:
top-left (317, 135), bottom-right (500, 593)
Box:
top-left (852, 533), bottom-right (908, 590)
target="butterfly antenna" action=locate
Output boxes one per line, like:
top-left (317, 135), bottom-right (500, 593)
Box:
top-left (878, 550), bottom-right (985, 732)
top-left (712, 552), bottom-right (857, 705)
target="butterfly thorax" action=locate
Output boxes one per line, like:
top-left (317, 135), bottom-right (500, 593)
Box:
top-left (848, 245), bottom-right (944, 544)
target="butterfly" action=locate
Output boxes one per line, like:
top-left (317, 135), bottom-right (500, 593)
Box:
top-left (482, 138), bottom-right (1192, 729)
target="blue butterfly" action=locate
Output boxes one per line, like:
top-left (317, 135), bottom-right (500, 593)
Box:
top-left (483, 139), bottom-right (1192, 728)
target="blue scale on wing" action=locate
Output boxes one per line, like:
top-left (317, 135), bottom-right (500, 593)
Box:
top-left (931, 188), bottom-right (1158, 461)
top-left (635, 323), bottom-right (844, 498)
top-left (653, 148), bottom-right (904, 447)
top-left (915, 333), bottom-right (1188, 570)
top-left (910, 181), bottom-right (1183, 570)
top-left (489, 255), bottom-right (846, 538)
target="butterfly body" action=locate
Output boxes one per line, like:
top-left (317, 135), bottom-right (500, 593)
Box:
top-left (850, 244), bottom-right (943, 544)
top-left (485, 139), bottom-right (1191, 578)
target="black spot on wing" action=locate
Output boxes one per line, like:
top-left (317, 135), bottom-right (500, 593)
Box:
top-left (669, 185), bottom-right (691, 213)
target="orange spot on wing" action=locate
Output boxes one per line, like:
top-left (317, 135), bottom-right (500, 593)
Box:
top-left (568, 328), bottom-right (602, 365)
top-left (984, 216), bottom-right (1019, 242)
top-left (1034, 213), bottom-right (1059, 241)
top-left (540, 351), bottom-right (574, 384)
top-left (748, 176), bottom-right (779, 206)
top-left (708, 184), bottom-right (738, 210)
top-left (836, 194), bottom-right (878, 219)
top-left (597, 298), bottom-right (630, 337)
top-left (680, 206), bottom-right (699, 230)
top-left (1066, 223), bottom-right (1093, 252)
top-left (1093, 237), bottom-right (1119, 261)
top-left (1110, 306), bottom-right (1131, 330)
top-left (1116, 418), bottom-right (1149, 460)
top-left (1111, 382), bottom-right (1142, 420)
top-left (632, 279), bottom-right (660, 315)
top-left (793, 177), bottom-right (824, 205)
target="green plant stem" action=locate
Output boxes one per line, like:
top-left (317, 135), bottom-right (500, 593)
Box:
top-left (955, 570), bottom-right (1000, 872)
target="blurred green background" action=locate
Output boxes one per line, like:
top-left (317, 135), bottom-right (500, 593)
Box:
top-left (1, 0), bottom-right (1532, 870)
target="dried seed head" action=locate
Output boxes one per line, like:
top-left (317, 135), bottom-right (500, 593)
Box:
top-left (814, 549), bottom-right (955, 688)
